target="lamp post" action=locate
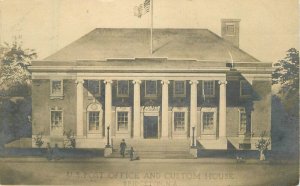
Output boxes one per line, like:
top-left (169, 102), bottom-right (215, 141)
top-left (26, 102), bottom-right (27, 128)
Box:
top-left (192, 126), bottom-right (195, 148)
top-left (106, 126), bottom-right (110, 147)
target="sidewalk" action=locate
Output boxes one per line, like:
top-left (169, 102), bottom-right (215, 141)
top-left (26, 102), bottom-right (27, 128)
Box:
top-left (0, 156), bottom-right (280, 164)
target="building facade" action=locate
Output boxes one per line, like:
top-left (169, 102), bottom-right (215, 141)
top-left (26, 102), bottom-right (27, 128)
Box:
top-left (29, 19), bottom-right (273, 150)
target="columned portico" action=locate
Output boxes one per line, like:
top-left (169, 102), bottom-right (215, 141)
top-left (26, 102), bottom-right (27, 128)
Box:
top-left (161, 80), bottom-right (170, 138)
top-left (104, 80), bottom-right (113, 137)
top-left (76, 79), bottom-right (84, 137)
top-left (133, 80), bottom-right (141, 138)
top-left (218, 80), bottom-right (227, 138)
top-left (189, 80), bottom-right (198, 145)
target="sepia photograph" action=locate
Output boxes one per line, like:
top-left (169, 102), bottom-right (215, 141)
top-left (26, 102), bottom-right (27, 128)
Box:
top-left (0, 0), bottom-right (299, 185)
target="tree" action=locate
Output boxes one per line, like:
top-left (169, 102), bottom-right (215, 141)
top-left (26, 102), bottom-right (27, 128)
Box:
top-left (255, 131), bottom-right (270, 160)
top-left (0, 39), bottom-right (37, 95)
top-left (0, 40), bottom-right (36, 145)
top-left (272, 48), bottom-right (299, 118)
top-left (271, 48), bottom-right (299, 160)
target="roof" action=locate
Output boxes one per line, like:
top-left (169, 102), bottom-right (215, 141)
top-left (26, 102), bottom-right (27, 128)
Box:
top-left (45, 28), bottom-right (259, 62)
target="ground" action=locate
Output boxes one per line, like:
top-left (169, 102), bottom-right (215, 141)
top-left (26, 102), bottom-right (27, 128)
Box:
top-left (0, 157), bottom-right (298, 186)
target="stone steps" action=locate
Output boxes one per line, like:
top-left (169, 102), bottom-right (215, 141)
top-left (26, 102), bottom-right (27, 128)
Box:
top-left (109, 138), bottom-right (193, 159)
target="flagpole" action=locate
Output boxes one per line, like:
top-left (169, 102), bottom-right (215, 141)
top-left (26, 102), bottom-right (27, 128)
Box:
top-left (150, 0), bottom-right (153, 54)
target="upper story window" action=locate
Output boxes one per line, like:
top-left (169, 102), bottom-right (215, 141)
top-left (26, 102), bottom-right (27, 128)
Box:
top-left (87, 80), bottom-right (101, 96)
top-left (203, 80), bottom-right (215, 97)
top-left (50, 80), bottom-right (63, 99)
top-left (173, 81), bottom-right (186, 97)
top-left (240, 80), bottom-right (252, 97)
top-left (226, 24), bottom-right (235, 35)
top-left (145, 80), bottom-right (157, 97)
top-left (117, 80), bottom-right (129, 97)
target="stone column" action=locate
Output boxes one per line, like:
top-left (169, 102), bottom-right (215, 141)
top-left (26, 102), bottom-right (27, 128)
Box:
top-left (76, 79), bottom-right (84, 137)
top-left (189, 80), bottom-right (198, 145)
top-left (218, 80), bottom-right (227, 138)
top-left (133, 80), bottom-right (141, 138)
top-left (104, 80), bottom-right (113, 137)
top-left (161, 80), bottom-right (169, 138)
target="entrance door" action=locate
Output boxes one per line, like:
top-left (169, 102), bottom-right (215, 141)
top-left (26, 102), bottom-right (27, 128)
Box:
top-left (144, 116), bottom-right (158, 138)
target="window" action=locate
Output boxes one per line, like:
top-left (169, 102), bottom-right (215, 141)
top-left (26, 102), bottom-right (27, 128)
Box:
top-left (203, 81), bottom-right (215, 97)
top-left (117, 112), bottom-right (128, 131)
top-left (203, 112), bottom-right (214, 130)
top-left (88, 80), bottom-right (101, 96)
top-left (239, 112), bottom-right (247, 134)
top-left (86, 103), bottom-right (103, 135)
top-left (173, 81), bottom-right (186, 97)
top-left (174, 112), bottom-right (185, 131)
top-left (226, 24), bottom-right (235, 35)
top-left (88, 112), bottom-right (100, 130)
top-left (51, 111), bottom-right (63, 129)
top-left (50, 80), bottom-right (63, 98)
top-left (117, 80), bottom-right (129, 97)
top-left (145, 80), bottom-right (157, 97)
top-left (240, 80), bottom-right (252, 97)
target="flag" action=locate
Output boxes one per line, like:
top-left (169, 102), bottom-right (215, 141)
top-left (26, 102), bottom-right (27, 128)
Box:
top-left (134, 0), bottom-right (151, 18)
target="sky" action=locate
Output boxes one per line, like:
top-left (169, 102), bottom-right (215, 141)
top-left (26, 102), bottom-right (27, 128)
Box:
top-left (0, 0), bottom-right (298, 62)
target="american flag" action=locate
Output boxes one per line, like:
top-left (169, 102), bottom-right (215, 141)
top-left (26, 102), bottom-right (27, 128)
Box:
top-left (134, 0), bottom-right (151, 18)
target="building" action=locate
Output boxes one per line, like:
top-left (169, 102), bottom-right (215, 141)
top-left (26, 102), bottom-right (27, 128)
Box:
top-left (29, 19), bottom-right (272, 152)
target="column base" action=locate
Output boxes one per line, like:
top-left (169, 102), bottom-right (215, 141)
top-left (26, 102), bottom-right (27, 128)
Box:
top-left (104, 147), bottom-right (113, 157)
top-left (189, 148), bottom-right (198, 158)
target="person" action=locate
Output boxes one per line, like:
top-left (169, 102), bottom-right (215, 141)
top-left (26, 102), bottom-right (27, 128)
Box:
top-left (129, 147), bottom-right (139, 161)
top-left (52, 143), bottom-right (60, 160)
top-left (120, 139), bottom-right (127, 158)
top-left (46, 142), bottom-right (53, 160)
top-left (129, 147), bottom-right (134, 161)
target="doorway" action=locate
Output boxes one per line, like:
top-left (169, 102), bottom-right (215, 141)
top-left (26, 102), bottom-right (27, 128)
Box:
top-left (144, 116), bottom-right (158, 139)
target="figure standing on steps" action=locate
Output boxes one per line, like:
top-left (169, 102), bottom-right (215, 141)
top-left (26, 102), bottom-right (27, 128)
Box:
top-left (120, 139), bottom-right (127, 158)
top-left (129, 146), bottom-right (139, 161)
top-left (46, 142), bottom-right (53, 160)
top-left (129, 147), bottom-right (134, 161)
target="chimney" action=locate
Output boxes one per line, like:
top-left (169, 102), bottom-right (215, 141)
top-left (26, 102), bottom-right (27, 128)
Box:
top-left (221, 19), bottom-right (240, 47)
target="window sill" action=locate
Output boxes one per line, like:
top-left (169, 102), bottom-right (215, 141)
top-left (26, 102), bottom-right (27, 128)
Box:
top-left (145, 95), bottom-right (158, 99)
top-left (173, 130), bottom-right (186, 134)
top-left (116, 130), bottom-right (129, 134)
top-left (117, 95), bottom-right (129, 98)
top-left (88, 130), bottom-right (101, 134)
top-left (50, 95), bottom-right (64, 100)
top-left (174, 95), bottom-right (186, 98)
top-left (240, 95), bottom-right (251, 99)
top-left (203, 95), bottom-right (215, 98)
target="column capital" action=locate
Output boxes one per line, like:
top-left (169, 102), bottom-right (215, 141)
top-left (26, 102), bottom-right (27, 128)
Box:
top-left (132, 80), bottom-right (142, 84)
top-left (75, 79), bottom-right (84, 85)
top-left (218, 80), bottom-right (227, 85)
top-left (161, 80), bottom-right (170, 85)
top-left (189, 80), bottom-right (199, 85)
top-left (104, 80), bottom-right (113, 84)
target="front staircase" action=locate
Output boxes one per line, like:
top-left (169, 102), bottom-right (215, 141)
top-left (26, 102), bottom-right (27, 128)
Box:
top-left (109, 138), bottom-right (195, 159)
